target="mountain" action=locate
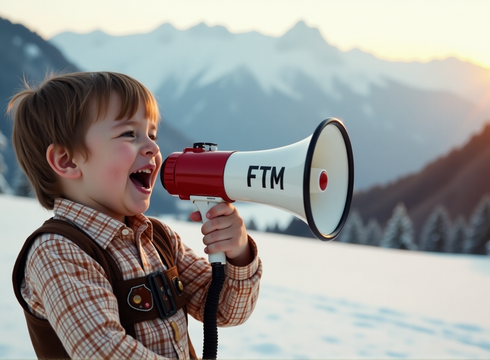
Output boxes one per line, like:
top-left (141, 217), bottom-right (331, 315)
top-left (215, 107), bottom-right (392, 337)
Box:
top-left (4, 17), bottom-right (490, 224)
top-left (49, 21), bottom-right (490, 190)
top-left (0, 17), bottom-right (191, 214)
top-left (0, 17), bottom-right (78, 188)
top-left (351, 122), bottom-right (490, 236)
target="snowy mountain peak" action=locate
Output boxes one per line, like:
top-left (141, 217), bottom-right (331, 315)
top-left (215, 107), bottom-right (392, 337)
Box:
top-left (276, 20), bottom-right (342, 71)
top-left (49, 20), bottom-right (490, 104)
top-left (47, 21), bottom-right (490, 191)
top-left (279, 20), bottom-right (330, 48)
top-left (152, 22), bottom-right (177, 34)
top-left (187, 22), bottom-right (232, 39)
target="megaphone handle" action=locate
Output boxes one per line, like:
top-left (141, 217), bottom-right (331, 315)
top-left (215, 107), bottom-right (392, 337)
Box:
top-left (190, 196), bottom-right (227, 265)
top-left (190, 195), bottom-right (226, 359)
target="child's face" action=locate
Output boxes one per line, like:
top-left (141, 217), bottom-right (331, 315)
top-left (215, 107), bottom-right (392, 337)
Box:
top-left (73, 92), bottom-right (162, 222)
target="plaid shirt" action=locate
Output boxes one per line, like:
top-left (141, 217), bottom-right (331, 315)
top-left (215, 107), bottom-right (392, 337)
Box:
top-left (21, 198), bottom-right (262, 359)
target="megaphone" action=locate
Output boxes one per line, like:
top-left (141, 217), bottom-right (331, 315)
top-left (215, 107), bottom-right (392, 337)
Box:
top-left (161, 118), bottom-right (354, 247)
top-left (161, 118), bottom-right (353, 359)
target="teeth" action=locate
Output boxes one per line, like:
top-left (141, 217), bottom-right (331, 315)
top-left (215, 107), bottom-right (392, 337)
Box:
top-left (133, 169), bottom-right (151, 174)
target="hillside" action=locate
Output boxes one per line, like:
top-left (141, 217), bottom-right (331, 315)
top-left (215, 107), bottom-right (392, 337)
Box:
top-left (3, 16), bottom-right (490, 223)
top-left (49, 21), bottom-right (490, 190)
top-left (0, 17), bottom-right (192, 214)
top-left (0, 17), bottom-right (78, 187)
top-left (352, 122), bottom-right (490, 235)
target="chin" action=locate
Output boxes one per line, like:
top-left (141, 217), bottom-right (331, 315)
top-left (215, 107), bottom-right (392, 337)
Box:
top-left (127, 201), bottom-right (151, 217)
top-left (137, 203), bottom-right (151, 215)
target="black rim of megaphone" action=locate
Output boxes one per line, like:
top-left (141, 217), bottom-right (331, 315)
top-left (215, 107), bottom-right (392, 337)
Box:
top-left (303, 118), bottom-right (354, 241)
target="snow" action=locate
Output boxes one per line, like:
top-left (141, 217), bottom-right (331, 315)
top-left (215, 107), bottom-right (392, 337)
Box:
top-left (1, 193), bottom-right (490, 359)
top-left (49, 22), bottom-right (490, 107)
top-left (23, 43), bottom-right (41, 59)
top-left (47, 24), bottom-right (392, 100)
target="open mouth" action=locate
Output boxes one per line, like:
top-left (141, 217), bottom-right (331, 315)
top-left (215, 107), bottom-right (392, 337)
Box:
top-left (130, 168), bottom-right (152, 190)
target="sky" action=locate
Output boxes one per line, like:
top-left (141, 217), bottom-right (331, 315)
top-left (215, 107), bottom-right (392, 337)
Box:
top-left (1, 0), bottom-right (490, 69)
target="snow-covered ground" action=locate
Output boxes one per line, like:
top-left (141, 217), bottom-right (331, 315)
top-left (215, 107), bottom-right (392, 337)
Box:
top-left (1, 194), bottom-right (489, 359)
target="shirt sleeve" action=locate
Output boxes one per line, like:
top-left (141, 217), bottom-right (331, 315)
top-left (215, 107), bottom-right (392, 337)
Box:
top-left (163, 224), bottom-right (263, 326)
top-left (23, 234), bottom-right (170, 360)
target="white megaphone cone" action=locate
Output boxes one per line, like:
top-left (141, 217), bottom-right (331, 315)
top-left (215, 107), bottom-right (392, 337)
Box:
top-left (161, 118), bottom-right (354, 244)
top-left (224, 118), bottom-right (353, 239)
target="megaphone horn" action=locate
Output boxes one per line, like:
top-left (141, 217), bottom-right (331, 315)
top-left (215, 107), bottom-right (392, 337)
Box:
top-left (161, 118), bottom-right (354, 360)
top-left (161, 118), bottom-right (354, 241)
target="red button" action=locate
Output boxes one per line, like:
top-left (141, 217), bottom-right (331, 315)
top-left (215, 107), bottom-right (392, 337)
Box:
top-left (319, 171), bottom-right (328, 191)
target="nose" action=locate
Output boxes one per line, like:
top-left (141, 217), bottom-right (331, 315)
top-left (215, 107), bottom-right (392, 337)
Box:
top-left (142, 136), bottom-right (160, 157)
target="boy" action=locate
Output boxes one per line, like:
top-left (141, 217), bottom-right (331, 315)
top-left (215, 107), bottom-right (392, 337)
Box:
top-left (9, 71), bottom-right (262, 359)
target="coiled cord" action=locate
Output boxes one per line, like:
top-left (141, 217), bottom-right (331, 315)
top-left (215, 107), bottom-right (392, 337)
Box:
top-left (202, 263), bottom-right (225, 359)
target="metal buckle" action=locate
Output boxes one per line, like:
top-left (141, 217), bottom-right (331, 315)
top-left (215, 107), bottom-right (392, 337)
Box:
top-left (148, 271), bottom-right (177, 319)
top-left (127, 284), bottom-right (153, 312)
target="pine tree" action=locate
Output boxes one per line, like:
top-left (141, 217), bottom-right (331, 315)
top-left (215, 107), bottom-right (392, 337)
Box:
top-left (446, 216), bottom-right (467, 253)
top-left (338, 210), bottom-right (364, 244)
top-left (380, 203), bottom-right (417, 250)
top-left (0, 131), bottom-right (10, 194)
top-left (0, 130), bottom-right (6, 171)
top-left (266, 223), bottom-right (283, 234)
top-left (13, 167), bottom-right (34, 197)
top-left (465, 195), bottom-right (490, 255)
top-left (420, 206), bottom-right (451, 252)
top-left (0, 130), bottom-right (12, 194)
top-left (0, 174), bottom-right (10, 194)
top-left (246, 218), bottom-right (258, 231)
top-left (282, 217), bottom-right (314, 238)
top-left (365, 219), bottom-right (383, 246)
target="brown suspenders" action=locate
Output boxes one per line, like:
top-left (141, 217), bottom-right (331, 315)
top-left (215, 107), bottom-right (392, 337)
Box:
top-left (12, 217), bottom-right (196, 359)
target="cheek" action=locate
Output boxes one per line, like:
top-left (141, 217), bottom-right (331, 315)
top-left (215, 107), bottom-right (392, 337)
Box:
top-left (114, 144), bottom-right (136, 162)
top-left (156, 153), bottom-right (163, 168)
top-left (93, 146), bottom-right (135, 181)
top-left (89, 160), bottom-right (125, 185)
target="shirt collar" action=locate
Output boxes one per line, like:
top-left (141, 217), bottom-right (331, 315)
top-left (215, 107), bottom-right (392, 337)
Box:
top-left (53, 198), bottom-right (152, 249)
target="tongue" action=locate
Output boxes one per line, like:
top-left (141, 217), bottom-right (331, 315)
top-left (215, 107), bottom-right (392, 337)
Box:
top-left (130, 175), bottom-right (145, 188)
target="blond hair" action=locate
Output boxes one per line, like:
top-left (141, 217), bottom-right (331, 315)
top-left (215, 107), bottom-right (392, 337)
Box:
top-left (8, 71), bottom-right (160, 209)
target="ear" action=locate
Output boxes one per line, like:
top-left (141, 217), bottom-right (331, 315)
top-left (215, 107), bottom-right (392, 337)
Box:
top-left (46, 144), bottom-right (81, 179)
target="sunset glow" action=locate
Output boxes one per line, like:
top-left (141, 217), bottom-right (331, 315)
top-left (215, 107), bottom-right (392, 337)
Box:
top-left (1, 0), bottom-right (490, 69)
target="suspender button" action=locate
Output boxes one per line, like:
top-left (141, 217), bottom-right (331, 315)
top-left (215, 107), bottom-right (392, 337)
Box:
top-left (173, 277), bottom-right (184, 296)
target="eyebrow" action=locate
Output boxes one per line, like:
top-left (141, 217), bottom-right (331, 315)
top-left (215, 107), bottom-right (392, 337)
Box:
top-left (112, 118), bottom-right (157, 131)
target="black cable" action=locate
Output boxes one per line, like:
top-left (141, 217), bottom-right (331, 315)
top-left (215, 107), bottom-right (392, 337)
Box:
top-left (202, 263), bottom-right (225, 360)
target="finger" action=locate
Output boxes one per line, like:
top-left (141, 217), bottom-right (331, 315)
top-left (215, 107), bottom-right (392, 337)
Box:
top-left (202, 226), bottom-right (234, 246)
top-left (204, 231), bottom-right (246, 259)
top-left (201, 211), bottom-right (239, 235)
top-left (189, 210), bottom-right (202, 222)
top-left (204, 233), bottom-right (236, 255)
top-left (203, 219), bottom-right (246, 248)
top-left (205, 202), bottom-right (235, 220)
top-left (202, 205), bottom-right (240, 234)
top-left (204, 238), bottom-right (227, 255)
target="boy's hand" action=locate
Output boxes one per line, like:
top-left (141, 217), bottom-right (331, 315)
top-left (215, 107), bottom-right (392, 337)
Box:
top-left (190, 202), bottom-right (252, 266)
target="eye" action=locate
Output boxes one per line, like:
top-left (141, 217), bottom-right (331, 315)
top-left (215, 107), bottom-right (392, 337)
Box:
top-left (149, 133), bottom-right (158, 141)
top-left (120, 130), bottom-right (135, 138)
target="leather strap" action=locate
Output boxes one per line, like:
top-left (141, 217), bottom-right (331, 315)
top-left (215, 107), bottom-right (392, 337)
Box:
top-left (12, 217), bottom-right (197, 359)
top-left (113, 266), bottom-right (187, 327)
